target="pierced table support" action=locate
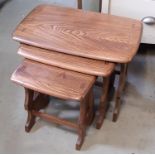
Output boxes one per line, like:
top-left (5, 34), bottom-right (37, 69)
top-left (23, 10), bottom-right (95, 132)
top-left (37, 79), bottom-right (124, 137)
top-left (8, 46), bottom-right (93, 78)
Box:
top-left (24, 88), bottom-right (94, 151)
top-left (24, 88), bottom-right (50, 132)
top-left (113, 63), bottom-right (128, 122)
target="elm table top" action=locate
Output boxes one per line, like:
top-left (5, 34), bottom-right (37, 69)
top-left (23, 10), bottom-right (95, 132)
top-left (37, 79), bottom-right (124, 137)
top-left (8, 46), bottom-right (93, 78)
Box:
top-left (11, 59), bottom-right (95, 101)
top-left (18, 44), bottom-right (115, 76)
top-left (13, 5), bottom-right (142, 63)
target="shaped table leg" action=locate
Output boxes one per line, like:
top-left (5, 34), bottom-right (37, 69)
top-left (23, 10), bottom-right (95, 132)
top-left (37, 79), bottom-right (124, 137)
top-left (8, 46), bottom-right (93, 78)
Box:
top-left (24, 88), bottom-right (50, 132)
top-left (24, 88), bottom-right (35, 132)
top-left (86, 88), bottom-right (95, 126)
top-left (76, 97), bottom-right (87, 150)
top-left (96, 76), bottom-right (110, 129)
top-left (113, 63), bottom-right (128, 122)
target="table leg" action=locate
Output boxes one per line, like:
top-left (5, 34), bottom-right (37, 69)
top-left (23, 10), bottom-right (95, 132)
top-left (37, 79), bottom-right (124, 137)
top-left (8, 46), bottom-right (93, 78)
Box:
top-left (76, 98), bottom-right (87, 150)
top-left (113, 63), bottom-right (128, 122)
top-left (96, 76), bottom-right (110, 129)
top-left (24, 88), bottom-right (50, 132)
top-left (24, 88), bottom-right (36, 132)
top-left (86, 88), bottom-right (95, 126)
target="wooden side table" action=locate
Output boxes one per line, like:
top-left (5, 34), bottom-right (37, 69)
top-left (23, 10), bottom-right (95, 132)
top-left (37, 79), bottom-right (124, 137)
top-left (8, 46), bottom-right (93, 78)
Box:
top-left (13, 5), bottom-right (142, 123)
top-left (18, 44), bottom-right (115, 129)
top-left (11, 59), bottom-right (95, 150)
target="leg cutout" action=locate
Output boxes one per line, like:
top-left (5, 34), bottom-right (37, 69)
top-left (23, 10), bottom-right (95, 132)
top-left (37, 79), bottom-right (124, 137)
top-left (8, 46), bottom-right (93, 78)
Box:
top-left (24, 88), bottom-right (50, 132)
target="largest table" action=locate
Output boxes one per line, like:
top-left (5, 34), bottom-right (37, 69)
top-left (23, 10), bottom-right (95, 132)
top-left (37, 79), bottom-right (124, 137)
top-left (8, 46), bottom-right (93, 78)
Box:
top-left (13, 5), bottom-right (143, 121)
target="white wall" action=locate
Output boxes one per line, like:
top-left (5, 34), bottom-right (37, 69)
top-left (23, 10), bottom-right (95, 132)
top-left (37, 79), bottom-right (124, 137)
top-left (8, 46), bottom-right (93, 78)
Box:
top-left (83, 0), bottom-right (100, 12)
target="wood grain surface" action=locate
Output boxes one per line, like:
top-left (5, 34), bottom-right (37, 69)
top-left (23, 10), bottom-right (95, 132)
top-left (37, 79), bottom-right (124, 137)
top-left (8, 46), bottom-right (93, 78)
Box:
top-left (18, 44), bottom-right (115, 76)
top-left (11, 59), bottom-right (95, 101)
top-left (13, 5), bottom-right (142, 63)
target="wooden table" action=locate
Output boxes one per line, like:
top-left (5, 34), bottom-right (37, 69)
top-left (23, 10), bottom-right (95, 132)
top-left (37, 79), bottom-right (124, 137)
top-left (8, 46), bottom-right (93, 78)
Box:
top-left (13, 5), bottom-right (142, 122)
top-left (18, 44), bottom-right (115, 129)
top-left (11, 59), bottom-right (96, 150)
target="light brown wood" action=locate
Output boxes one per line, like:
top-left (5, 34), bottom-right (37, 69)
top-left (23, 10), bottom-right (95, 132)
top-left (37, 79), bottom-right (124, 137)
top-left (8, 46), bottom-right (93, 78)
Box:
top-left (18, 44), bottom-right (115, 76)
top-left (113, 63), bottom-right (128, 122)
top-left (11, 59), bottom-right (95, 101)
top-left (76, 97), bottom-right (87, 150)
top-left (86, 89), bottom-right (95, 126)
top-left (24, 88), bottom-right (50, 132)
top-left (22, 87), bottom-right (93, 150)
top-left (13, 5), bottom-right (142, 63)
top-left (96, 76), bottom-right (110, 129)
top-left (24, 88), bottom-right (36, 132)
top-left (32, 111), bottom-right (79, 129)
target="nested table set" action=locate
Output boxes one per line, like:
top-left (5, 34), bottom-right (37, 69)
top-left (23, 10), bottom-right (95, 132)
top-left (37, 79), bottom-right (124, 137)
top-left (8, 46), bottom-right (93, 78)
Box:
top-left (11, 5), bottom-right (142, 150)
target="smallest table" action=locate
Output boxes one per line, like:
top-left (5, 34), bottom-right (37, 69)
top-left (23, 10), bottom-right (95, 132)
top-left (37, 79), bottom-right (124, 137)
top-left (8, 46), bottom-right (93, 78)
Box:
top-left (11, 59), bottom-right (96, 150)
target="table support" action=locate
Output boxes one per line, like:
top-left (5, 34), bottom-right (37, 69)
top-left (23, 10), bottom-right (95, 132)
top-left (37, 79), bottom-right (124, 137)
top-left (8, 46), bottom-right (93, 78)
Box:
top-left (113, 63), bottom-right (128, 122)
top-left (24, 88), bottom-right (50, 132)
top-left (23, 87), bottom-right (94, 150)
top-left (96, 76), bottom-right (110, 129)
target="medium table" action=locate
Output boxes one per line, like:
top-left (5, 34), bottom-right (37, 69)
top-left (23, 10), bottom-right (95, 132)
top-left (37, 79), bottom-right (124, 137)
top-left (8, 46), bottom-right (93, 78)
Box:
top-left (18, 44), bottom-right (115, 129)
